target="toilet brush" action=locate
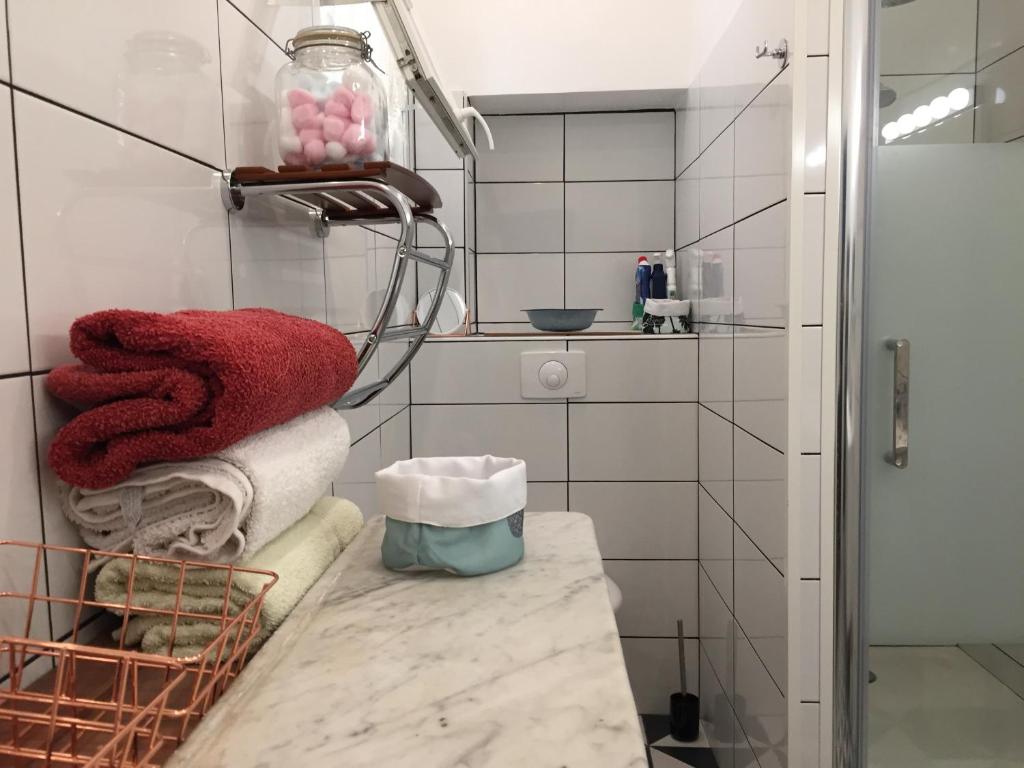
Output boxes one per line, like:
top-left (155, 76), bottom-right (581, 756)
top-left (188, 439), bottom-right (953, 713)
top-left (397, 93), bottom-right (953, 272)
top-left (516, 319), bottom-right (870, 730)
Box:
top-left (669, 619), bottom-right (700, 742)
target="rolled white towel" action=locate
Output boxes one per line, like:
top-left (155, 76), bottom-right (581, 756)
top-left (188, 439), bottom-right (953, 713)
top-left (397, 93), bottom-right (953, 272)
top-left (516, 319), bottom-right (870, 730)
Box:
top-left (62, 407), bottom-right (350, 562)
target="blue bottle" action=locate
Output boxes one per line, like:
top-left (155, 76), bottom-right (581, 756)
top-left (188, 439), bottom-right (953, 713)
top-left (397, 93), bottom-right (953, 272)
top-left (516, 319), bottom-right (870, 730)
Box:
top-left (635, 256), bottom-right (652, 303)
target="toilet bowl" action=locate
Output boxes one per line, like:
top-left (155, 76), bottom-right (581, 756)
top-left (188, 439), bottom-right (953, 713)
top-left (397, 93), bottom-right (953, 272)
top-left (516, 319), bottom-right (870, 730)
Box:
top-left (604, 575), bottom-right (623, 613)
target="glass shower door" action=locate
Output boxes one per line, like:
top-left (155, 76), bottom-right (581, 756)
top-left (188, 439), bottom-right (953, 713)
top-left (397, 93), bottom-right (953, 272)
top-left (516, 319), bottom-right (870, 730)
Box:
top-left (862, 6), bottom-right (1024, 760)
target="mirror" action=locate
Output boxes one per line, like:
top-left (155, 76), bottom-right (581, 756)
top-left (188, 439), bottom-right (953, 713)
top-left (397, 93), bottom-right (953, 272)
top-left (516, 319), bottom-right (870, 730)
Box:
top-left (415, 289), bottom-right (470, 336)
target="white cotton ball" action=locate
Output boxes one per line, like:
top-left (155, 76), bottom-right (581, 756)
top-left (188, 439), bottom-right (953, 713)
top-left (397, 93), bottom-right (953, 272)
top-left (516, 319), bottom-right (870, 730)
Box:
top-left (279, 134), bottom-right (302, 154)
top-left (325, 141), bottom-right (348, 162)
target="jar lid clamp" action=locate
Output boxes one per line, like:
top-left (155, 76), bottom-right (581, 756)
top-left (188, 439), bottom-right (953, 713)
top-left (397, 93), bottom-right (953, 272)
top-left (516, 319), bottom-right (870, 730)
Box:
top-left (285, 25), bottom-right (385, 73)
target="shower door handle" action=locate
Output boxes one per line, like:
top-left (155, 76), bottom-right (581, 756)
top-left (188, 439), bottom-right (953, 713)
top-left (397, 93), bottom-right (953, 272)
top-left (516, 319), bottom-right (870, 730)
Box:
top-left (885, 338), bottom-right (909, 468)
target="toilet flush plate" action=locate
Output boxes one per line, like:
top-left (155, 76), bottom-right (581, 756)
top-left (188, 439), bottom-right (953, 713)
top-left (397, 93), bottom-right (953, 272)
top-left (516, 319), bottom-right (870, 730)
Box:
top-left (521, 351), bottom-right (586, 399)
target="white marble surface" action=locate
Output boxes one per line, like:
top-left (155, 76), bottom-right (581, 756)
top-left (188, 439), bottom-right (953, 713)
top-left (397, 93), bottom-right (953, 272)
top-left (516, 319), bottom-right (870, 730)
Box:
top-left (168, 512), bottom-right (647, 768)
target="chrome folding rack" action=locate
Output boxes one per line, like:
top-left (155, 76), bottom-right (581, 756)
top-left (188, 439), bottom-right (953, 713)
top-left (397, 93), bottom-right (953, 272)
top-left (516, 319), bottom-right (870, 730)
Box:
top-left (221, 163), bottom-right (454, 409)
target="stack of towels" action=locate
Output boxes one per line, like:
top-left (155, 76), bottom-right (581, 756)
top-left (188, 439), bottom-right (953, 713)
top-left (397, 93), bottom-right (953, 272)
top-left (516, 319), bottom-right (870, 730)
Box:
top-left (47, 307), bottom-right (366, 657)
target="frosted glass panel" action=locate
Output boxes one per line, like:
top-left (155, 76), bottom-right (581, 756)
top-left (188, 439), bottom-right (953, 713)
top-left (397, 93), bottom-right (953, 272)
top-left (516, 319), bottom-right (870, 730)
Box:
top-left (866, 143), bottom-right (1024, 645)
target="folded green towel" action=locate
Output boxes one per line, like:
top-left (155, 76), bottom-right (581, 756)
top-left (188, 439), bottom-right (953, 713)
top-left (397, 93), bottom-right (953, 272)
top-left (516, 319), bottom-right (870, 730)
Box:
top-left (95, 497), bottom-right (364, 657)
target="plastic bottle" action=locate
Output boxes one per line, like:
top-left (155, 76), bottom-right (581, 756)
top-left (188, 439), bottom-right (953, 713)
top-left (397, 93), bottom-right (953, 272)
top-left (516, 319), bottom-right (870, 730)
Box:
top-left (635, 256), bottom-right (652, 303)
top-left (651, 263), bottom-right (668, 299)
top-left (665, 250), bottom-right (677, 299)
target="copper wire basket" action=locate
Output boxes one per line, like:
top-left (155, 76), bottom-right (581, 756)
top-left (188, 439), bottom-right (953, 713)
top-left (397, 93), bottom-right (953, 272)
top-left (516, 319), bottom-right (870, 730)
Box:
top-left (0, 540), bottom-right (278, 767)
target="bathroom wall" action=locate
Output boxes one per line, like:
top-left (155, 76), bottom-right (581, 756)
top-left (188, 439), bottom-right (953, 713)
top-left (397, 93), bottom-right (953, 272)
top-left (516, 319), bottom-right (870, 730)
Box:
top-left (878, 0), bottom-right (1024, 144)
top-left (0, 0), bottom-right (411, 679)
top-left (408, 105), bottom-right (700, 714)
top-left (674, 0), bottom-right (829, 764)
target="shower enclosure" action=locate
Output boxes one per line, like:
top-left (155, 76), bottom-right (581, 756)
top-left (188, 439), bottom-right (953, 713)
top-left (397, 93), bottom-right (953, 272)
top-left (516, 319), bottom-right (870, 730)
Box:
top-left (836, 0), bottom-right (1024, 766)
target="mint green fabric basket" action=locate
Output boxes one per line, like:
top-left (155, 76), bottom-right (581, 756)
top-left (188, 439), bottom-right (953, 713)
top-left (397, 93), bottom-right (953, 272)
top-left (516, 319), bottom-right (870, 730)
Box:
top-left (375, 456), bottom-right (527, 576)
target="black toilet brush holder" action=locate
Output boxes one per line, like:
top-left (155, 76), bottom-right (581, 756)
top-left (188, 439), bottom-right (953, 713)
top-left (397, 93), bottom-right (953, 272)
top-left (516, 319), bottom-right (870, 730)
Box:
top-left (669, 619), bottom-right (700, 742)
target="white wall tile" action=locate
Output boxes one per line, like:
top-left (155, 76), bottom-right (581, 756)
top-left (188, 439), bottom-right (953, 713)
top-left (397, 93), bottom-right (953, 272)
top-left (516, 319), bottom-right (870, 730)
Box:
top-left (734, 625), bottom-right (787, 768)
top-left (334, 428), bottom-right (381, 518)
top-left (800, 455), bottom-right (821, 580)
top-left (218, 0), bottom-right (285, 168)
top-left (976, 48), bottom-right (1024, 143)
top-left (802, 194), bottom-right (825, 326)
top-left (476, 253), bottom-right (564, 322)
top-left (411, 404), bottom-right (568, 481)
top-left (621, 637), bottom-right (699, 714)
top-left (0, 0), bottom-right (8, 82)
top-left (675, 162), bottom-right (699, 248)
top-left (569, 403), bottom-right (697, 481)
top-left (879, 0), bottom-right (977, 75)
top-left (325, 224), bottom-right (375, 333)
top-left (226, 0), bottom-right (309, 50)
top-left (411, 339), bottom-right (566, 404)
top-left (565, 181), bottom-right (673, 252)
top-left (9, 0), bottom-right (225, 167)
top-left (563, 252), bottom-right (643, 323)
top-left (700, 566), bottom-right (735, 699)
top-left (379, 407), bottom-right (410, 468)
top-left (700, 645), bottom-right (736, 768)
top-left (699, 324), bottom-right (733, 420)
top-left (565, 111), bottom-right (674, 181)
top-left (699, 125), bottom-right (734, 237)
top-left (734, 200), bottom-right (788, 328)
top-left (880, 74), bottom-right (975, 146)
top-left (676, 89), bottom-right (700, 176)
top-left (734, 526), bottom-right (786, 693)
top-left (808, 0), bottom-right (830, 56)
top-left (733, 328), bottom-right (787, 452)
top-left (569, 339), bottom-right (697, 402)
top-left (699, 406), bottom-right (733, 514)
top-left (799, 703), bottom-right (821, 767)
top-left (0, 377), bottom-right (48, 641)
top-left (733, 428), bottom-right (786, 574)
top-left (0, 86), bottom-right (28, 375)
top-left (805, 57), bottom-right (828, 192)
top-left (376, 340), bottom-right (411, 422)
top-left (31, 376), bottom-right (93, 639)
top-left (801, 326), bottom-right (822, 453)
top-left (476, 114), bottom-right (563, 182)
top-left (604, 560), bottom-right (698, 638)
top-left (734, 69), bottom-right (791, 221)
top-left (570, 482), bottom-right (698, 559)
top-left (978, 0), bottom-right (1024, 70)
top-left (699, 486), bottom-right (733, 606)
top-left (526, 481), bottom-right (567, 511)
top-left (230, 197), bottom-right (327, 322)
top-left (418, 169), bottom-right (464, 248)
top-left (414, 104), bottom-right (462, 170)
top-left (694, 227), bottom-right (734, 324)
top-left (16, 93), bottom-right (232, 369)
top-left (800, 580), bottom-right (820, 702)
top-left (476, 183), bottom-right (563, 253)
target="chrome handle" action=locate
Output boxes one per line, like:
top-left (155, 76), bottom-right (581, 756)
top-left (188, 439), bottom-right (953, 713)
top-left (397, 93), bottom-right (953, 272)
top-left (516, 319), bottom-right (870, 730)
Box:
top-left (754, 39), bottom-right (789, 68)
top-left (885, 338), bottom-right (909, 468)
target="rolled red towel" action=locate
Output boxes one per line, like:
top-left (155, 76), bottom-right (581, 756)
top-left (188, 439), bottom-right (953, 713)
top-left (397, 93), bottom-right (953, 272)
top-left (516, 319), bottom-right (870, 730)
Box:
top-left (47, 308), bottom-right (358, 489)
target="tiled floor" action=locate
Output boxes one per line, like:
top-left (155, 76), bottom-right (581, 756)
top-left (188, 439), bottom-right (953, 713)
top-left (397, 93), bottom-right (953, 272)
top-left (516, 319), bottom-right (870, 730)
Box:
top-left (868, 646), bottom-right (1024, 767)
top-left (642, 716), bottom-right (719, 768)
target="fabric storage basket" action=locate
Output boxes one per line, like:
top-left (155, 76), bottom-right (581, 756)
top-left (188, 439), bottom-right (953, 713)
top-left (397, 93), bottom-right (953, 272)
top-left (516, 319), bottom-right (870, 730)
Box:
top-left (377, 456), bottom-right (526, 576)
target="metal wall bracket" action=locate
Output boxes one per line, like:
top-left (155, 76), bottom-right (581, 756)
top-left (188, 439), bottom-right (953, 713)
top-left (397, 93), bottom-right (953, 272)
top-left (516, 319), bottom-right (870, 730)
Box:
top-left (755, 38), bottom-right (789, 68)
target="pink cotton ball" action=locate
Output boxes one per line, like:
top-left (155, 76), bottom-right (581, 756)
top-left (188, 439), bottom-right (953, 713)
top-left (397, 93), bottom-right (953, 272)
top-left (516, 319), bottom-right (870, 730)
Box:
top-left (303, 139), bottom-right (327, 165)
top-left (287, 88), bottom-right (316, 108)
top-left (331, 86), bottom-right (355, 108)
top-left (283, 151), bottom-right (306, 166)
top-left (350, 93), bottom-right (374, 125)
top-left (323, 115), bottom-right (349, 143)
top-left (342, 123), bottom-right (377, 156)
top-left (291, 103), bottom-right (320, 130)
top-left (324, 99), bottom-right (350, 119)
top-left (298, 127), bottom-right (323, 144)
top-left (325, 141), bottom-right (347, 162)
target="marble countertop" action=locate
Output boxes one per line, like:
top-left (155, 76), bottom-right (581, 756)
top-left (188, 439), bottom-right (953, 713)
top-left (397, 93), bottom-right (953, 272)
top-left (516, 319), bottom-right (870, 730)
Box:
top-left (167, 512), bottom-right (647, 768)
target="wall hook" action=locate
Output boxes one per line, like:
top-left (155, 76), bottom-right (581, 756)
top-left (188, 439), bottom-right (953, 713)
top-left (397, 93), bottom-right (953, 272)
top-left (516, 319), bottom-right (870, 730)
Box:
top-left (755, 38), bottom-right (789, 68)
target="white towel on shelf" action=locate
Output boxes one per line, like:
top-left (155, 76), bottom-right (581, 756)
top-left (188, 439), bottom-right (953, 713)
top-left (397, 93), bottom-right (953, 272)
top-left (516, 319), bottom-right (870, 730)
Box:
top-left (61, 407), bottom-right (350, 563)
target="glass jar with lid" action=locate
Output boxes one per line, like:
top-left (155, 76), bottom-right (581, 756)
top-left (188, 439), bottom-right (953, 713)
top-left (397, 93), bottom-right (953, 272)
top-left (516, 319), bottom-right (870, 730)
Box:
top-left (275, 26), bottom-right (389, 168)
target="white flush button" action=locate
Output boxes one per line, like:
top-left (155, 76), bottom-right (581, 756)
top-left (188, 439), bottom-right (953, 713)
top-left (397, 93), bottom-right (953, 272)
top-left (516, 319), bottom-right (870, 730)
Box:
top-left (538, 360), bottom-right (568, 389)
top-left (521, 351), bottom-right (586, 399)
